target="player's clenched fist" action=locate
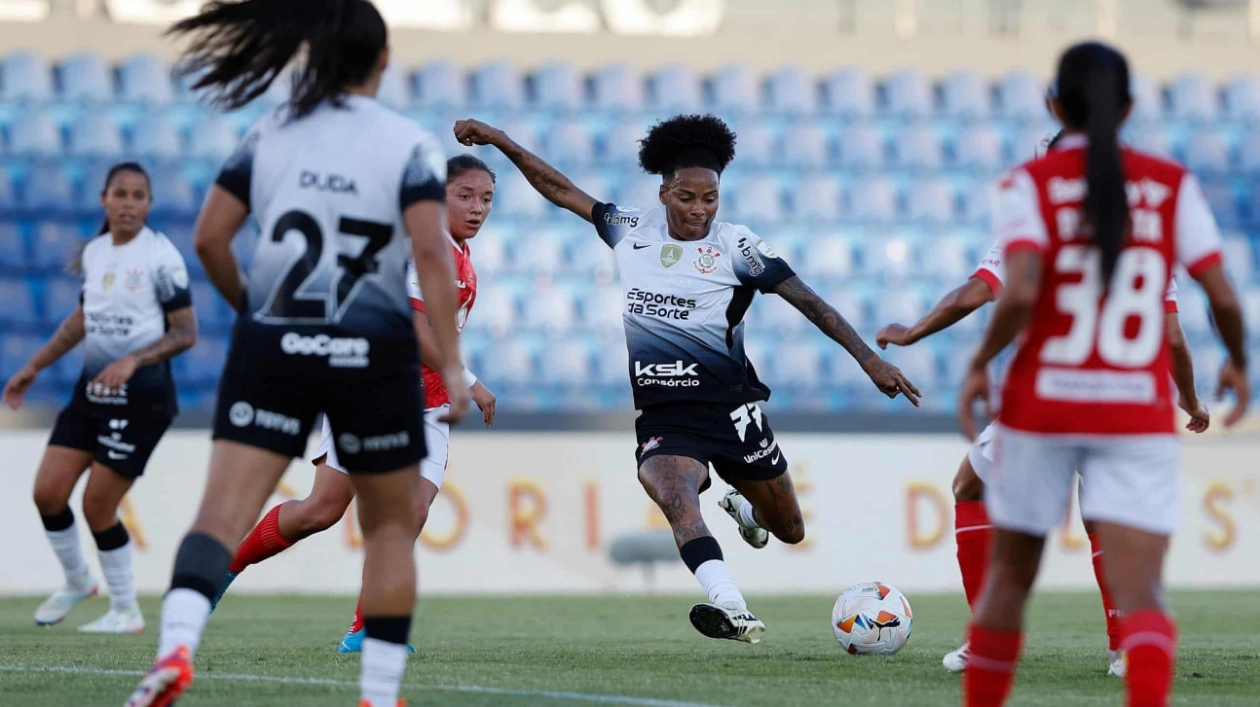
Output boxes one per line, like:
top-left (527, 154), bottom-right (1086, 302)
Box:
top-left (454, 119), bottom-right (506, 148)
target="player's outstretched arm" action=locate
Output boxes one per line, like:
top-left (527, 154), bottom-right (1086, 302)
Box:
top-left (2, 305), bottom-right (85, 410)
top-left (453, 119), bottom-right (597, 223)
top-left (194, 186), bottom-right (251, 309)
top-left (773, 275), bottom-right (920, 406)
top-left (1195, 265), bottom-right (1250, 427)
top-left (1166, 312), bottom-right (1209, 433)
top-left (877, 277), bottom-right (996, 349)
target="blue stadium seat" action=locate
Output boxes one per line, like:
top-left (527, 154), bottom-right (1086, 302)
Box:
top-left (954, 125), bottom-right (1004, 171)
top-left (260, 70), bottom-right (293, 107)
top-left (995, 71), bottom-right (1044, 120)
top-left (907, 178), bottom-right (955, 224)
top-left (1168, 73), bottom-right (1217, 122)
top-left (75, 160), bottom-right (114, 214)
top-left (873, 286), bottom-right (926, 328)
top-left (1240, 130), bottom-right (1260, 175)
top-left (530, 62), bottom-right (584, 111)
top-left (749, 293), bottom-right (807, 336)
top-left (922, 233), bottom-right (976, 286)
top-left (599, 119), bottom-right (646, 166)
top-left (2, 51), bottom-right (53, 102)
top-left (1, 333), bottom-right (42, 375)
top-left (190, 281), bottom-right (232, 331)
top-left (728, 176), bottom-right (783, 223)
top-left (733, 120), bottom-right (775, 167)
top-left (863, 236), bottom-right (918, 282)
top-left (480, 337), bottom-right (536, 386)
top-left (1175, 286), bottom-right (1212, 338)
top-left (470, 61), bottom-right (525, 110)
top-left (537, 337), bottom-right (593, 387)
top-left (0, 221), bottom-right (25, 270)
top-left (837, 123), bottom-right (884, 170)
top-left (22, 167), bottom-right (74, 213)
top-left (1241, 285), bottom-right (1260, 339)
top-left (580, 283), bottom-right (623, 333)
top-left (58, 52), bottom-right (113, 102)
top-left (959, 180), bottom-right (992, 224)
top-left (781, 119), bottom-right (829, 168)
top-left (119, 53), bottom-right (174, 104)
top-left (1183, 132), bottom-right (1230, 175)
top-left (68, 116), bottom-right (124, 158)
top-left (31, 220), bottom-right (84, 272)
top-left (0, 278), bottom-right (37, 327)
top-left (513, 230), bottom-right (567, 276)
top-left (50, 343), bottom-right (83, 387)
top-left (591, 336), bottom-right (629, 387)
top-left (414, 61), bottom-right (466, 108)
top-left (615, 177), bottom-right (663, 211)
top-left (178, 332), bottom-right (228, 387)
top-left (883, 69), bottom-right (932, 118)
top-left (801, 234), bottom-right (855, 279)
top-left (1224, 75), bottom-right (1260, 121)
top-left (0, 173), bottom-right (18, 214)
top-left (494, 170), bottom-right (548, 220)
top-left (1222, 235), bottom-right (1255, 284)
top-left (544, 119), bottom-right (595, 166)
top-left (765, 67), bottom-right (817, 116)
top-left (590, 64), bottom-right (644, 113)
top-left (940, 70), bottom-right (990, 120)
top-left (769, 340), bottom-right (822, 387)
top-left (885, 345), bottom-right (939, 390)
top-left (819, 286), bottom-right (870, 337)
top-left (131, 113), bottom-right (183, 159)
top-left (1012, 124), bottom-right (1059, 158)
top-left (568, 233), bottom-right (616, 283)
top-left (821, 68), bottom-right (875, 118)
top-left (43, 277), bottom-right (82, 324)
top-left (375, 65), bottom-right (411, 111)
top-left (791, 174), bottom-right (841, 222)
top-left (464, 287), bottom-right (518, 337)
top-left (649, 65), bottom-right (702, 113)
top-left (1126, 125), bottom-right (1173, 159)
top-left (465, 224), bottom-right (508, 279)
top-left (189, 114), bottom-right (239, 160)
top-left (1200, 180), bottom-right (1239, 228)
top-left (150, 168), bottom-right (199, 219)
top-left (1129, 72), bottom-right (1163, 121)
top-left (9, 110), bottom-right (62, 156)
top-left (893, 124), bottom-right (942, 170)
top-left (848, 178), bottom-right (897, 223)
top-left (707, 65), bottom-right (759, 114)
top-left (524, 283), bottom-right (578, 335)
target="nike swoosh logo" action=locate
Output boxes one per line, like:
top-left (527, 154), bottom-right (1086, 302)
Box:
top-left (770, 453), bottom-right (781, 465)
top-left (633, 243), bottom-right (651, 250)
top-left (107, 451), bottom-right (129, 460)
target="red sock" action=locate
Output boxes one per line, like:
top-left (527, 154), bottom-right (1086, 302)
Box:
top-left (1089, 533), bottom-right (1122, 651)
top-left (955, 501), bottom-right (993, 611)
top-left (229, 505), bottom-right (294, 573)
top-left (349, 597), bottom-right (365, 634)
top-left (963, 623), bottom-right (1022, 707)
top-left (1121, 610), bottom-right (1177, 707)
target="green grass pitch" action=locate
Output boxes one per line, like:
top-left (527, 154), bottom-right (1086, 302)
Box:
top-left (2, 591), bottom-right (1258, 706)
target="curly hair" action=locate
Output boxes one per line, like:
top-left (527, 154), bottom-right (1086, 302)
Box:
top-left (638, 114), bottom-right (737, 177)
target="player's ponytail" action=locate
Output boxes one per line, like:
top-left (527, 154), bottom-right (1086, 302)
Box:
top-left (1054, 42), bottom-right (1132, 283)
top-left (169, 0), bottom-right (388, 120)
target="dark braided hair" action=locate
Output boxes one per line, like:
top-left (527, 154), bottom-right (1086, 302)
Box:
top-left (638, 114), bottom-right (737, 178)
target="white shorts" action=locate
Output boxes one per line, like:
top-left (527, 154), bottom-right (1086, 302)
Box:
top-left (967, 423), bottom-right (998, 483)
top-left (313, 404), bottom-right (450, 490)
top-left (986, 425), bottom-right (1180, 537)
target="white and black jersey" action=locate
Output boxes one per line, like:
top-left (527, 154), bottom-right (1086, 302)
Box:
top-left (72, 226), bottom-right (192, 418)
top-left (592, 203), bottom-right (796, 410)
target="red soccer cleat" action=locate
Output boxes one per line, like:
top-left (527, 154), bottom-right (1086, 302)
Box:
top-left (124, 646), bottom-right (194, 707)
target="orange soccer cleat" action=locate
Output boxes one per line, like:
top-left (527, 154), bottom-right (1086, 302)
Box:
top-left (124, 646), bottom-right (194, 707)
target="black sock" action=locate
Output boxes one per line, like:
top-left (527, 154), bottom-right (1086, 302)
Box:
top-left (363, 616), bottom-right (412, 646)
top-left (679, 536), bottom-right (723, 574)
top-left (40, 507), bottom-right (75, 532)
top-left (169, 532), bottom-right (232, 602)
top-left (92, 521), bottom-right (130, 552)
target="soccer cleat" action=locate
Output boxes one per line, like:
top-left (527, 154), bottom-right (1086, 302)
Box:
top-left (34, 581), bottom-right (100, 626)
top-left (208, 571), bottom-right (238, 613)
top-left (124, 645), bottom-right (193, 707)
top-left (79, 606), bottom-right (145, 634)
top-left (337, 628), bottom-right (416, 654)
top-left (1108, 649), bottom-right (1126, 678)
top-left (688, 601), bottom-right (766, 644)
top-left (942, 641), bottom-right (970, 672)
top-left (718, 488), bottom-right (769, 549)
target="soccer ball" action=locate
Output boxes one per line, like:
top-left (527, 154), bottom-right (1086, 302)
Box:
top-left (831, 581), bottom-right (913, 655)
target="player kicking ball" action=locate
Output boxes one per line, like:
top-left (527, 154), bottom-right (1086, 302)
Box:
top-left (209, 156), bottom-right (498, 653)
top-left (455, 114), bottom-right (919, 644)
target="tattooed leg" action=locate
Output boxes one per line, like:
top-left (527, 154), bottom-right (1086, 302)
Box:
top-left (730, 474), bottom-right (806, 545)
top-left (637, 455), bottom-right (712, 549)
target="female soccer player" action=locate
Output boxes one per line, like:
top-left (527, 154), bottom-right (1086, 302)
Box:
top-left (455, 114), bottom-right (919, 644)
top-left (3, 162), bottom-right (197, 635)
top-left (957, 42), bottom-right (1249, 707)
top-left (126, 2), bottom-right (467, 706)
top-left (209, 155), bottom-right (499, 654)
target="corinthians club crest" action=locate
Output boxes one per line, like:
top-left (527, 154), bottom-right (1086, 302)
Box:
top-left (660, 244), bottom-right (683, 268)
top-left (693, 246), bottom-right (721, 275)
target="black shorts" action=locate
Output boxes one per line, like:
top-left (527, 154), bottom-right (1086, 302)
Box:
top-left (635, 401), bottom-right (788, 492)
top-left (49, 406), bottom-right (172, 479)
top-left (211, 323), bottom-right (427, 474)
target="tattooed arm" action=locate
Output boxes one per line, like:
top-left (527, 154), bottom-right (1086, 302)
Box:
top-left (773, 275), bottom-right (921, 406)
top-left (3, 306), bottom-right (85, 409)
top-left (92, 307), bottom-right (199, 390)
top-left (453, 119), bottom-right (597, 223)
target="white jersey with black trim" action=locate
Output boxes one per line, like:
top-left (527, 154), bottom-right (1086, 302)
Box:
top-left (592, 203), bottom-right (796, 410)
top-left (216, 95), bottom-right (446, 339)
top-left (75, 226), bottom-right (192, 417)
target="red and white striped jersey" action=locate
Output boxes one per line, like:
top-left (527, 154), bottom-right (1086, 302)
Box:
top-left (994, 134), bottom-right (1223, 435)
top-left (407, 236), bottom-right (477, 409)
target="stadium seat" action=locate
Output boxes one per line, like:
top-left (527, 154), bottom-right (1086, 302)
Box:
top-left (530, 62), bottom-right (584, 111)
top-left (863, 236), bottom-right (917, 282)
top-left (1012, 123), bottom-right (1059, 158)
top-left (801, 234), bottom-right (854, 278)
top-left (0, 221), bottom-right (26, 271)
top-left (959, 180), bottom-right (992, 224)
top-left (940, 70), bottom-right (990, 120)
top-left (837, 123), bottom-right (884, 170)
top-left (513, 231), bottom-right (567, 276)
top-left (708, 65), bottom-right (762, 114)
top-left (58, 52), bottom-right (113, 103)
top-left (524, 284), bottom-right (578, 335)
top-left (600, 119), bottom-right (647, 166)
top-left (995, 70), bottom-right (1044, 120)
top-left (537, 337), bottom-right (593, 386)
top-left (75, 160), bottom-right (114, 215)
top-left (847, 178), bottom-right (897, 223)
top-left (119, 53), bottom-right (174, 104)
top-left (906, 178), bottom-right (955, 224)
top-left (480, 337), bottom-right (536, 386)
top-left (567, 232), bottom-right (617, 282)
top-left (50, 342), bottom-right (84, 387)
top-left (1168, 73), bottom-right (1217, 122)
top-left (471, 61), bottom-right (525, 110)
top-left (885, 345), bottom-right (939, 390)
top-left (0, 173), bottom-right (18, 214)
top-left (1126, 125), bottom-right (1173, 158)
top-left (178, 333), bottom-right (229, 387)
top-left (893, 124), bottom-right (943, 170)
top-left (1200, 180), bottom-right (1239, 228)
top-left (414, 61), bottom-right (466, 108)
top-left (42, 277), bottom-right (82, 324)
top-left (590, 64), bottom-right (644, 113)
top-left (1239, 130), bottom-right (1260, 175)
top-left (1223, 74), bottom-right (1260, 121)
top-left (68, 116), bottom-right (124, 158)
top-left (581, 283), bottom-right (623, 332)
top-left (820, 286), bottom-right (870, 339)
top-left (1241, 286), bottom-right (1260, 338)
top-left (872, 286), bottom-right (926, 328)
top-left (188, 114), bottom-right (239, 160)
top-left (883, 69), bottom-right (932, 119)
top-left (770, 341), bottom-right (822, 387)
top-left (150, 168), bottom-right (199, 219)
top-left (22, 167), bottom-right (74, 213)
top-left (1, 333), bottom-right (42, 375)
top-left (954, 125), bottom-right (1004, 171)
top-left (1175, 285), bottom-right (1212, 338)
top-left (375, 65), bottom-right (412, 111)
top-left (31, 220), bottom-right (84, 272)
top-left (1129, 72), bottom-right (1163, 121)
top-left (727, 176), bottom-right (784, 224)
top-left (733, 120), bottom-right (776, 167)
top-left (649, 65), bottom-right (702, 113)
top-left (615, 177), bottom-right (663, 211)
top-left (766, 67), bottom-right (818, 116)
top-left (465, 288), bottom-right (517, 337)
top-left (922, 233), bottom-right (976, 284)
top-left (592, 336), bottom-right (628, 387)
top-left (545, 119), bottom-right (595, 166)
top-left (131, 114), bottom-right (183, 159)
top-left (9, 110), bottom-right (62, 156)
top-left (749, 291), bottom-right (808, 336)
top-left (1222, 236), bottom-right (1255, 284)
top-left (494, 170), bottom-right (549, 220)
top-left (2, 51), bottom-right (53, 102)
top-left (0, 278), bottom-right (37, 327)
top-left (821, 68), bottom-right (875, 118)
top-left (190, 281), bottom-right (232, 331)
top-left (791, 173), bottom-right (842, 222)
top-left (1183, 132), bottom-right (1230, 175)
top-left (781, 119), bottom-right (829, 169)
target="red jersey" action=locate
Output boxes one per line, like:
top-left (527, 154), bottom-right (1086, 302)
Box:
top-left (407, 236), bottom-right (477, 409)
top-left (994, 134), bottom-right (1223, 436)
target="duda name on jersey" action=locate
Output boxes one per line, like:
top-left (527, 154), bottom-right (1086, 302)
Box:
top-left (299, 170), bottom-right (358, 194)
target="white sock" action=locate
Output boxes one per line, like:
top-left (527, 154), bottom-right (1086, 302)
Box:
top-left (737, 499), bottom-right (760, 529)
top-left (361, 637), bottom-right (409, 707)
top-left (46, 524), bottom-right (92, 590)
top-left (157, 589), bottom-right (210, 660)
top-left (99, 542), bottom-right (137, 611)
top-left (693, 559), bottom-right (746, 608)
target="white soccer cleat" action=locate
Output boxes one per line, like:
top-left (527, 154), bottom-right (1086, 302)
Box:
top-left (943, 641), bottom-right (970, 672)
top-left (688, 601), bottom-right (766, 644)
top-left (718, 488), bottom-right (769, 549)
top-left (1108, 649), bottom-right (1126, 678)
top-left (79, 606), bottom-right (145, 634)
top-left (34, 581), bottom-right (100, 626)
